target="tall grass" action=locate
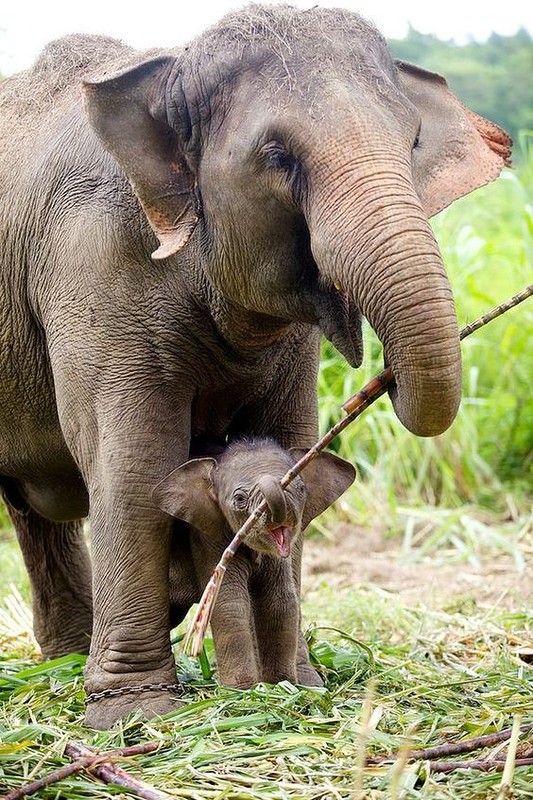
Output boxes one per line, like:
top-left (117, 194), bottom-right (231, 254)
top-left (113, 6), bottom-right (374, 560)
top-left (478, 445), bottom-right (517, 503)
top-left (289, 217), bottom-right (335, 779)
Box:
top-left (318, 138), bottom-right (533, 526)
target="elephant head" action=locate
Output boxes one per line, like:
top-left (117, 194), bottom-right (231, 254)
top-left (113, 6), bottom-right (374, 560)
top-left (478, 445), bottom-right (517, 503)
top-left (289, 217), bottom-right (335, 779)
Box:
top-left (83, 5), bottom-right (511, 437)
top-left (153, 439), bottom-right (356, 558)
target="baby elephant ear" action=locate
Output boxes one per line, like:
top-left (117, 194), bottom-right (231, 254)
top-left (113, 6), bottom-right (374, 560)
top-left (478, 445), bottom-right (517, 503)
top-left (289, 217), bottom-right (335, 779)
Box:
top-left (396, 60), bottom-right (512, 217)
top-left (289, 449), bottom-right (356, 531)
top-left (82, 56), bottom-right (200, 260)
top-left (152, 458), bottom-right (224, 535)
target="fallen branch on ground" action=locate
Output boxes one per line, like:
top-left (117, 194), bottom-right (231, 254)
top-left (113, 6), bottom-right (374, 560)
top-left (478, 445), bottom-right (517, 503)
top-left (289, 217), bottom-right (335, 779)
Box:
top-left (1, 741), bottom-right (167, 800)
top-left (424, 755), bottom-right (533, 774)
top-left (365, 722), bottom-right (533, 764)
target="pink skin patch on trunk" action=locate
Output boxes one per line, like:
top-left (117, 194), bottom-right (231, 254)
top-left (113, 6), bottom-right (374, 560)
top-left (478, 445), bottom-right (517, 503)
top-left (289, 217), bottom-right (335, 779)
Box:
top-left (268, 525), bottom-right (292, 558)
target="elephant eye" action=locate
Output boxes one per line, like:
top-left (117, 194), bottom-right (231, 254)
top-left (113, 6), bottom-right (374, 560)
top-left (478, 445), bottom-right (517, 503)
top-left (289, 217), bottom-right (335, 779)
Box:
top-left (261, 140), bottom-right (297, 174)
top-left (232, 489), bottom-right (249, 509)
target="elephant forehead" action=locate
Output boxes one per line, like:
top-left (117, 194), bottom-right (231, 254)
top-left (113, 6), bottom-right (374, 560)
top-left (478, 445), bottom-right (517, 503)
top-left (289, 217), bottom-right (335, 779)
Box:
top-left (215, 445), bottom-right (294, 484)
top-left (189, 5), bottom-right (391, 77)
top-left (223, 450), bottom-right (293, 480)
top-left (184, 5), bottom-right (398, 128)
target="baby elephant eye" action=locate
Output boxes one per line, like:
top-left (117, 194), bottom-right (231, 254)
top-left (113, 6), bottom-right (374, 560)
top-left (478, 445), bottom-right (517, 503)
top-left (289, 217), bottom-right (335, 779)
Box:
top-left (232, 489), bottom-right (249, 509)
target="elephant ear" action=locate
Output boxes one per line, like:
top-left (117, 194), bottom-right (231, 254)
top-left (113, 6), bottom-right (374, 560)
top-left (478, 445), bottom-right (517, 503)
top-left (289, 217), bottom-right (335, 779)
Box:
top-left (396, 60), bottom-right (512, 217)
top-left (152, 458), bottom-right (225, 535)
top-left (82, 56), bottom-right (200, 260)
top-left (289, 450), bottom-right (356, 531)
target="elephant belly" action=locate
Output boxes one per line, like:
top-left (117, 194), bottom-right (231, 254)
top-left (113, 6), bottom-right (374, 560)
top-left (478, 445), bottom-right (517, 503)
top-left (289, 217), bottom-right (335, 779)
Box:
top-left (189, 369), bottom-right (272, 442)
top-left (17, 472), bottom-right (89, 521)
top-left (0, 407), bottom-right (89, 521)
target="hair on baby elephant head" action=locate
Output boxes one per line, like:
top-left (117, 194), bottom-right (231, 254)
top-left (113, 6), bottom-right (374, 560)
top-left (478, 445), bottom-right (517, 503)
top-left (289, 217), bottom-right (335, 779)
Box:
top-left (153, 438), bottom-right (355, 558)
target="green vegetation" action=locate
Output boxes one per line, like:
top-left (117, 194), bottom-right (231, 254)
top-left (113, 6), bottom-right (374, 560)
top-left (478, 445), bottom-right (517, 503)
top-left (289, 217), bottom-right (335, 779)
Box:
top-left (389, 28), bottom-right (533, 150)
top-left (0, 587), bottom-right (532, 798)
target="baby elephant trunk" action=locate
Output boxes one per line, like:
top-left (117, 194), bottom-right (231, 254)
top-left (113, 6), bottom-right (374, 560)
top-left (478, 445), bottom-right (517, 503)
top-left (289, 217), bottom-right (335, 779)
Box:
top-left (257, 475), bottom-right (287, 526)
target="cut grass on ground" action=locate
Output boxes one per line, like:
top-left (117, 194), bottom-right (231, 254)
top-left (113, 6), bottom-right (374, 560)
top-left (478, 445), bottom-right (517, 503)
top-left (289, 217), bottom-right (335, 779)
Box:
top-left (0, 582), bottom-right (531, 799)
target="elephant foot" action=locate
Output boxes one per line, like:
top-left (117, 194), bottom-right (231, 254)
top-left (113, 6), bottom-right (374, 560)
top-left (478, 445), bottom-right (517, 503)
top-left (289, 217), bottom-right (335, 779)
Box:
top-left (84, 685), bottom-right (184, 729)
top-left (297, 664), bottom-right (324, 687)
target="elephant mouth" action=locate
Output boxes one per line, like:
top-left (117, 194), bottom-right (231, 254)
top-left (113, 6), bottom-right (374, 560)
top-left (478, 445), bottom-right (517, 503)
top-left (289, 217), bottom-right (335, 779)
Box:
top-left (311, 280), bottom-right (363, 367)
top-left (247, 521), bottom-right (294, 558)
top-left (267, 525), bottom-right (292, 558)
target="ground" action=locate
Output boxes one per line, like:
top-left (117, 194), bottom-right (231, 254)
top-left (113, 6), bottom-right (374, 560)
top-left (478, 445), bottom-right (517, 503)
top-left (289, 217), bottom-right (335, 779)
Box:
top-left (302, 521), bottom-right (532, 610)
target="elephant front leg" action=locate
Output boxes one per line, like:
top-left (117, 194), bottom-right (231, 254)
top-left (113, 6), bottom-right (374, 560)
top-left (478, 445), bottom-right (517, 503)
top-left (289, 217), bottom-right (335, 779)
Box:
top-left (84, 487), bottom-right (181, 730)
top-left (252, 559), bottom-right (299, 685)
top-left (208, 558), bottom-right (260, 689)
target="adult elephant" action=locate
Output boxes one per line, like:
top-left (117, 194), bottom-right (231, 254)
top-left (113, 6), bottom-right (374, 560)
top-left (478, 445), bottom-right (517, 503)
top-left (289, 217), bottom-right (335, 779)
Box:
top-left (0, 4), bottom-right (510, 728)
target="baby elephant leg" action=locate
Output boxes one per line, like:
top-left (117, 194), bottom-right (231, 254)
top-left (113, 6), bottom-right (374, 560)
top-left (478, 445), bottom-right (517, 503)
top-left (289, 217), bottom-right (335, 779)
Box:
top-left (251, 558), bottom-right (300, 685)
top-left (205, 555), bottom-right (261, 689)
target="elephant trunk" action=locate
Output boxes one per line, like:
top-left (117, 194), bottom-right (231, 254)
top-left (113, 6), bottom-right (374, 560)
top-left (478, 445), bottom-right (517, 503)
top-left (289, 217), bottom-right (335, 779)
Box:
top-left (257, 475), bottom-right (287, 526)
top-left (309, 156), bottom-right (461, 437)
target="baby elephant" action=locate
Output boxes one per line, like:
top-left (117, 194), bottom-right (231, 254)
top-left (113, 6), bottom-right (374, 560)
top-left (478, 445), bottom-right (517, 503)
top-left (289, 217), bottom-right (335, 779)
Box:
top-left (153, 438), bottom-right (355, 689)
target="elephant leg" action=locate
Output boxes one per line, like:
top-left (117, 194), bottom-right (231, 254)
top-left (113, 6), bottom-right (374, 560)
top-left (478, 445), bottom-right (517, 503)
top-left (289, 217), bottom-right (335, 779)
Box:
top-left (290, 538), bottom-right (323, 686)
top-left (210, 595), bottom-right (260, 688)
top-left (7, 504), bottom-right (93, 657)
top-left (169, 524), bottom-right (200, 629)
top-left (195, 548), bottom-right (260, 688)
top-left (83, 482), bottom-right (182, 730)
top-left (251, 559), bottom-right (299, 685)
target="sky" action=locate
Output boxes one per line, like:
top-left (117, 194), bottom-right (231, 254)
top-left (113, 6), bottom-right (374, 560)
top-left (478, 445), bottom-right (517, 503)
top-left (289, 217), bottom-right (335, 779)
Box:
top-left (1, 0), bottom-right (532, 75)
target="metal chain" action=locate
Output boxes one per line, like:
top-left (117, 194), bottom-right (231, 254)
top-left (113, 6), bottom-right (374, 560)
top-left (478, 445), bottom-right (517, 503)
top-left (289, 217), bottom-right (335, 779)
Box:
top-left (86, 682), bottom-right (182, 704)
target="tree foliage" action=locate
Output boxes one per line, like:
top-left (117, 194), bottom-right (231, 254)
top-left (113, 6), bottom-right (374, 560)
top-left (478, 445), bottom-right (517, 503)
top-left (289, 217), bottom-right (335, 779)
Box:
top-left (389, 26), bottom-right (533, 153)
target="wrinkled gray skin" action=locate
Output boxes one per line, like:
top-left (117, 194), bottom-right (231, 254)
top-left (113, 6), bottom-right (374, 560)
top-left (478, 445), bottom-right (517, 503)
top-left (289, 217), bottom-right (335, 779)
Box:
top-left (154, 438), bottom-right (355, 687)
top-left (0, 4), bottom-right (510, 729)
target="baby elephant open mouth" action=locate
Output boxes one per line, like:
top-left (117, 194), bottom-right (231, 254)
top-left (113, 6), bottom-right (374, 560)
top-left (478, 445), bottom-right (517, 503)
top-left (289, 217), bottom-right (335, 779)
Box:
top-left (248, 515), bottom-right (297, 558)
top-left (266, 524), bottom-right (292, 558)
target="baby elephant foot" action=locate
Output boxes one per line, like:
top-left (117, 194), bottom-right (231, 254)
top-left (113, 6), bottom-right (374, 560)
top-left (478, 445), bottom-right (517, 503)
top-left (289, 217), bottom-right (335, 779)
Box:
top-left (297, 662), bottom-right (324, 687)
top-left (84, 683), bottom-right (184, 730)
top-left (296, 634), bottom-right (324, 687)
